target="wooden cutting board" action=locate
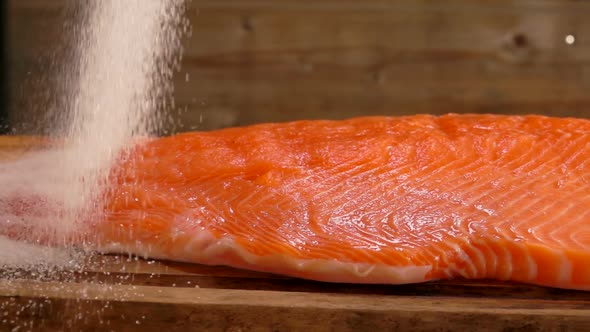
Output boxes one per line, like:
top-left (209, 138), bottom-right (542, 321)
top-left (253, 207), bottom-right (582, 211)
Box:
top-left (0, 136), bottom-right (589, 332)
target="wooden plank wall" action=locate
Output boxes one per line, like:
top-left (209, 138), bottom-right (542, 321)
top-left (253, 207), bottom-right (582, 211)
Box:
top-left (6, 0), bottom-right (590, 133)
top-left (0, 0), bottom-right (5, 133)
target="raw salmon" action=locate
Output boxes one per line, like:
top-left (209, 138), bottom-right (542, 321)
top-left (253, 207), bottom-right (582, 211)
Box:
top-left (7, 114), bottom-right (590, 290)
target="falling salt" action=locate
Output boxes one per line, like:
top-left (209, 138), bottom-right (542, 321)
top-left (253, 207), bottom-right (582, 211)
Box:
top-left (0, 0), bottom-right (188, 330)
top-left (57, 0), bottom-right (188, 240)
top-left (0, 0), bottom-right (187, 267)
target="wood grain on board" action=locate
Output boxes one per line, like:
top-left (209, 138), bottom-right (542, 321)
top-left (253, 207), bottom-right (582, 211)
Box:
top-left (0, 136), bottom-right (590, 330)
top-left (0, 135), bottom-right (51, 160)
top-left (6, 0), bottom-right (590, 133)
top-left (2, 276), bottom-right (590, 332)
top-left (2, 255), bottom-right (590, 332)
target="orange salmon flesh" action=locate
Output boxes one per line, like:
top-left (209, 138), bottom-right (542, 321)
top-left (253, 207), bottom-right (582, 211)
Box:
top-left (6, 114), bottom-right (590, 290)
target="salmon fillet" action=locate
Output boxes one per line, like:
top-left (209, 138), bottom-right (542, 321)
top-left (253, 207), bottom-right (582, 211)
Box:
top-left (6, 113), bottom-right (590, 290)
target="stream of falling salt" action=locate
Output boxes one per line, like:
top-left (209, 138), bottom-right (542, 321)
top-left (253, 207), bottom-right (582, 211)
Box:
top-left (0, 0), bottom-right (187, 270)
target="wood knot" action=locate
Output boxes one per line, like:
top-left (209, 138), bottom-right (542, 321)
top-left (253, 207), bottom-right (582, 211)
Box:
top-left (241, 16), bottom-right (254, 33)
top-left (498, 32), bottom-right (533, 65)
top-left (512, 33), bottom-right (528, 48)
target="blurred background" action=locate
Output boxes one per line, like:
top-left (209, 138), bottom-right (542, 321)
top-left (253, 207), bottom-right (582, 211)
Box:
top-left (2, 0), bottom-right (590, 134)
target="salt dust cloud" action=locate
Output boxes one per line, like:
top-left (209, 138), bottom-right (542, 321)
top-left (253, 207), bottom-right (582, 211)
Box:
top-left (0, 0), bottom-right (187, 269)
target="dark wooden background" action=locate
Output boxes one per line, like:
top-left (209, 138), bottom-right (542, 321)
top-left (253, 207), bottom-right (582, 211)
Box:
top-left (5, 0), bottom-right (590, 133)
